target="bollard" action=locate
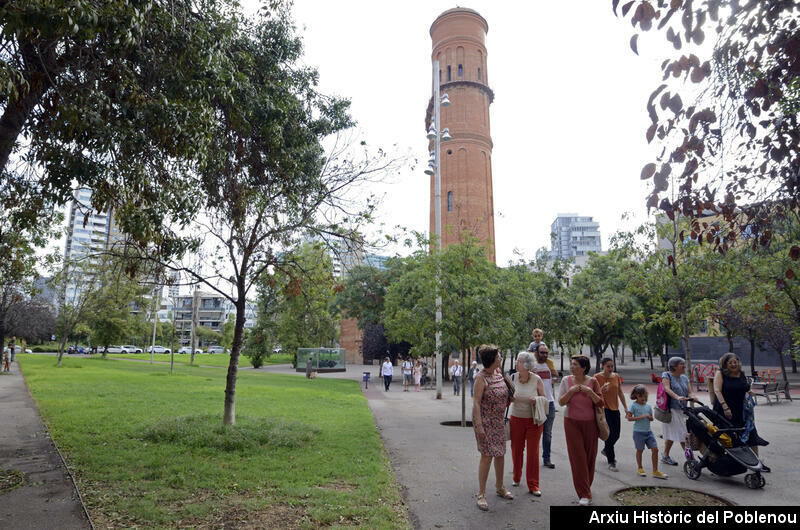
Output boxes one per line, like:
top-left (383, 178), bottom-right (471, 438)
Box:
top-left (362, 371), bottom-right (371, 389)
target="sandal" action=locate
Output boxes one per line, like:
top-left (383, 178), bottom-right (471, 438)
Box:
top-left (496, 487), bottom-right (514, 500)
top-left (476, 494), bottom-right (488, 511)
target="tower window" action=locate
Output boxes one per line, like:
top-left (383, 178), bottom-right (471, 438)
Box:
top-left (458, 64), bottom-right (463, 77)
top-left (439, 69), bottom-right (442, 83)
top-left (447, 65), bottom-right (451, 81)
top-left (478, 67), bottom-right (482, 81)
top-left (447, 191), bottom-right (453, 212)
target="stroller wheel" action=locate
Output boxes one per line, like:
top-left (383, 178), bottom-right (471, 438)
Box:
top-left (744, 472), bottom-right (765, 489)
top-left (684, 460), bottom-right (701, 480)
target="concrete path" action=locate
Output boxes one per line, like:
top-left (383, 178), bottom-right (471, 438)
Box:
top-left (0, 366), bottom-right (89, 529)
top-left (265, 362), bottom-right (800, 529)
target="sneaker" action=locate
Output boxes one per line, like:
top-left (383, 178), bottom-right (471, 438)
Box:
top-left (512, 481), bottom-right (519, 487)
top-left (608, 463), bottom-right (618, 472)
top-left (661, 455), bottom-right (678, 466)
top-left (530, 489), bottom-right (542, 497)
top-left (761, 464), bottom-right (771, 473)
top-left (578, 497), bottom-right (592, 506)
top-left (543, 460), bottom-right (555, 469)
top-left (653, 470), bottom-right (669, 480)
top-left (638, 468), bottom-right (647, 477)
top-left (601, 448), bottom-right (607, 458)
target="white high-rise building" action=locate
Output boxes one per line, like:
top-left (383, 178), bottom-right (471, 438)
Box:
top-left (62, 188), bottom-right (119, 301)
top-left (549, 214), bottom-right (602, 262)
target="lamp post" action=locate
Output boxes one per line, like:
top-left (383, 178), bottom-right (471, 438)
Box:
top-left (425, 60), bottom-right (451, 400)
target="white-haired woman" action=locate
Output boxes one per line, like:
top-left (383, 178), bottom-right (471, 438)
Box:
top-left (509, 351), bottom-right (546, 496)
top-left (660, 356), bottom-right (696, 466)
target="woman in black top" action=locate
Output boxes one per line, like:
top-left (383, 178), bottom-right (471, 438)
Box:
top-left (712, 353), bottom-right (769, 471)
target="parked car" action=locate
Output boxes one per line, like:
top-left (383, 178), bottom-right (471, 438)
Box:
top-left (105, 345), bottom-right (126, 354)
top-left (177, 347), bottom-right (202, 354)
top-left (25, 348), bottom-right (32, 353)
top-left (207, 346), bottom-right (225, 354)
top-left (122, 345), bottom-right (143, 354)
top-left (67, 345), bottom-right (86, 355)
top-left (147, 345), bottom-right (171, 354)
top-left (273, 347), bottom-right (282, 354)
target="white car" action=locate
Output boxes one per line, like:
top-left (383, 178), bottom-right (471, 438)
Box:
top-left (105, 345), bottom-right (125, 354)
top-left (207, 346), bottom-right (225, 354)
top-left (147, 345), bottom-right (171, 354)
top-left (177, 347), bottom-right (202, 354)
top-left (122, 345), bottom-right (143, 354)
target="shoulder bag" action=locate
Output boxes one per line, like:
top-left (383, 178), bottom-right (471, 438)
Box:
top-left (592, 378), bottom-right (610, 441)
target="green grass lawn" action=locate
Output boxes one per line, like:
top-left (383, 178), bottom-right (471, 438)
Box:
top-left (103, 352), bottom-right (294, 368)
top-left (18, 354), bottom-right (408, 528)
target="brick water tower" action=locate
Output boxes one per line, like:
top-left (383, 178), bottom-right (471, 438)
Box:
top-left (426, 8), bottom-right (496, 262)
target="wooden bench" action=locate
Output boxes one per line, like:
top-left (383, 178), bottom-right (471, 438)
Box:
top-left (752, 382), bottom-right (779, 405)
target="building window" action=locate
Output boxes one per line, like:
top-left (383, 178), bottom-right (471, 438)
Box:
top-left (447, 65), bottom-right (451, 81)
top-left (447, 191), bottom-right (453, 212)
top-left (458, 64), bottom-right (463, 77)
top-left (439, 69), bottom-right (442, 83)
top-left (478, 67), bottom-right (482, 80)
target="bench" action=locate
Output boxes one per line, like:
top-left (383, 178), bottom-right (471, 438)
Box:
top-left (752, 382), bottom-right (779, 405)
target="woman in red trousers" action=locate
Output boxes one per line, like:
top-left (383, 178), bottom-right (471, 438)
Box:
top-left (509, 352), bottom-right (545, 496)
top-left (557, 355), bottom-right (603, 506)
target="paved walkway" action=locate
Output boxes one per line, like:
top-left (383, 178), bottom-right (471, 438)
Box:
top-left (0, 366), bottom-right (89, 529)
top-left (264, 362), bottom-right (800, 529)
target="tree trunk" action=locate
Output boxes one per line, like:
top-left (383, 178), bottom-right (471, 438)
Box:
top-left (610, 343), bottom-right (618, 368)
top-left (648, 346), bottom-right (654, 370)
top-left (726, 330), bottom-right (734, 353)
top-left (461, 346), bottom-right (468, 427)
top-left (620, 342), bottom-right (625, 364)
top-left (777, 348), bottom-right (791, 398)
top-left (56, 336), bottom-right (68, 367)
top-left (223, 282), bottom-right (247, 426)
top-left (748, 336), bottom-right (756, 378)
top-left (678, 296), bottom-right (694, 391)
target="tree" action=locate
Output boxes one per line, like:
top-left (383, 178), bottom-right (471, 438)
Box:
top-left (759, 313), bottom-right (793, 394)
top-left (128, 4), bottom-right (398, 426)
top-left (247, 242), bottom-right (340, 370)
top-left (385, 239), bottom-right (498, 426)
top-left (614, 1), bottom-right (800, 264)
top-left (1, 0), bottom-right (246, 254)
top-left (571, 252), bottom-right (638, 371)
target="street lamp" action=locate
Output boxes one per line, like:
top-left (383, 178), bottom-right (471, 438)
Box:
top-left (428, 60), bottom-right (452, 400)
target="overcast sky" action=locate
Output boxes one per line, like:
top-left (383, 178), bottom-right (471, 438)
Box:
top-left (269, 0), bottom-right (683, 265)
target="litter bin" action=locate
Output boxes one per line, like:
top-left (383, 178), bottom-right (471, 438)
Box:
top-left (362, 371), bottom-right (371, 389)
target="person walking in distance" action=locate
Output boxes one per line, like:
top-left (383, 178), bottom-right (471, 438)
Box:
top-left (531, 343), bottom-right (558, 469)
top-left (402, 356), bottom-right (414, 392)
top-left (468, 360), bottom-right (479, 397)
top-left (450, 359), bottom-right (463, 396)
top-left (381, 356), bottom-right (394, 392)
top-left (413, 360), bottom-right (422, 392)
top-left (595, 358), bottom-right (628, 472)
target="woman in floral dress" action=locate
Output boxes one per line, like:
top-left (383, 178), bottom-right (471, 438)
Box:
top-left (472, 344), bottom-right (513, 510)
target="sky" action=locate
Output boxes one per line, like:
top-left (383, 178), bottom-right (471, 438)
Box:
top-left (273, 0), bottom-right (678, 265)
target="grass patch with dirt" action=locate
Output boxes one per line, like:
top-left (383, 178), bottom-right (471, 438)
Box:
top-left (614, 486), bottom-right (731, 506)
top-left (102, 352), bottom-right (293, 368)
top-left (18, 354), bottom-right (408, 528)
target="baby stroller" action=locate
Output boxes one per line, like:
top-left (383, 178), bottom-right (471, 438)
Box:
top-left (682, 400), bottom-right (765, 489)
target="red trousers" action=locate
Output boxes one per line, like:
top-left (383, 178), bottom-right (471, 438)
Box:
top-left (564, 417), bottom-right (598, 499)
top-left (509, 415), bottom-right (543, 491)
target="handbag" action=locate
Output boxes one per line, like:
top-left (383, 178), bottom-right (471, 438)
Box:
top-left (655, 374), bottom-right (673, 423)
top-left (591, 378), bottom-right (610, 441)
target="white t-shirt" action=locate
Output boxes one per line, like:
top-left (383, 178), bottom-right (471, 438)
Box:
top-left (532, 361), bottom-right (555, 402)
top-left (509, 372), bottom-right (543, 418)
top-left (450, 364), bottom-right (462, 377)
top-left (402, 360), bottom-right (413, 375)
top-left (382, 362), bottom-right (393, 376)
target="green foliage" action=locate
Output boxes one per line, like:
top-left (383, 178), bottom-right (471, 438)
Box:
top-left (335, 264), bottom-right (395, 329)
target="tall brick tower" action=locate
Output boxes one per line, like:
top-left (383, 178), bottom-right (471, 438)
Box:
top-left (426, 8), bottom-right (496, 263)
